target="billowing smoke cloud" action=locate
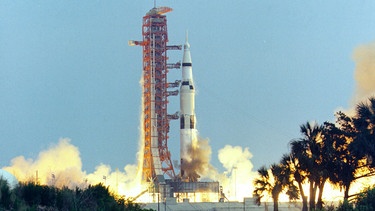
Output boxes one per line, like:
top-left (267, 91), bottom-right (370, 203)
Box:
top-left (2, 137), bottom-right (256, 202)
top-left (2, 138), bottom-right (144, 198)
top-left (183, 136), bottom-right (257, 201)
top-left (85, 163), bottom-right (141, 196)
top-left (207, 145), bottom-right (257, 201)
top-left (180, 136), bottom-right (214, 181)
top-left (3, 139), bottom-right (85, 189)
top-left (350, 41), bottom-right (375, 107)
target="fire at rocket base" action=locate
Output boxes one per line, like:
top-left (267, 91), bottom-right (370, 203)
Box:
top-left (180, 34), bottom-right (199, 182)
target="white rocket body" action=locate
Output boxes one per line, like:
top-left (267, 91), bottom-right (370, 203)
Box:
top-left (180, 37), bottom-right (197, 178)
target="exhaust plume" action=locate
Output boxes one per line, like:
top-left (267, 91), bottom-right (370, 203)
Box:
top-left (186, 139), bottom-right (257, 201)
top-left (180, 135), bottom-right (214, 181)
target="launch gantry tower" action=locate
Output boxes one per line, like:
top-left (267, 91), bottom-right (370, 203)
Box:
top-left (130, 7), bottom-right (181, 183)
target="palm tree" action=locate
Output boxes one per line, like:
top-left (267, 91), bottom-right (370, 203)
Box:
top-left (314, 122), bottom-right (345, 210)
top-left (324, 117), bottom-right (358, 201)
top-left (288, 141), bottom-right (308, 211)
top-left (253, 162), bottom-right (296, 211)
top-left (352, 97), bottom-right (375, 168)
top-left (330, 98), bottom-right (375, 200)
top-left (280, 154), bottom-right (300, 202)
top-left (0, 177), bottom-right (13, 209)
top-left (290, 121), bottom-right (325, 211)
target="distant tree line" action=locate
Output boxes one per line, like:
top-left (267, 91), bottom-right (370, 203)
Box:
top-left (253, 97), bottom-right (375, 211)
top-left (0, 178), bottom-right (154, 211)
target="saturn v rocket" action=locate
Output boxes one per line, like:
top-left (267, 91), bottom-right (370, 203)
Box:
top-left (180, 35), bottom-right (198, 181)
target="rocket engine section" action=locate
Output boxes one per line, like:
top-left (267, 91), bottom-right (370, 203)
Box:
top-left (180, 36), bottom-right (199, 182)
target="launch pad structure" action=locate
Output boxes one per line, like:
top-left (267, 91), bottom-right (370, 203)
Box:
top-left (130, 6), bottom-right (222, 203)
top-left (130, 6), bottom-right (181, 182)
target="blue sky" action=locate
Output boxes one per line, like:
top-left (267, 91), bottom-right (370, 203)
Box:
top-left (1, 1), bottom-right (375, 175)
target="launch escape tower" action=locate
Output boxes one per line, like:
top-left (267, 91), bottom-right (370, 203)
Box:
top-left (130, 7), bottom-right (181, 183)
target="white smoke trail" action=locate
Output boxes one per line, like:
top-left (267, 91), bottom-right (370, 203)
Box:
top-left (135, 75), bottom-right (145, 187)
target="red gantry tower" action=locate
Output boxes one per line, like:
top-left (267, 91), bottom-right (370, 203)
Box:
top-left (130, 7), bottom-right (181, 183)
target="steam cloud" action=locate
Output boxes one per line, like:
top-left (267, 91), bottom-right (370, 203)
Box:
top-left (350, 40), bottom-right (375, 107)
top-left (2, 138), bottom-right (143, 197)
top-left (182, 134), bottom-right (257, 201)
top-left (2, 137), bottom-right (256, 201)
top-left (3, 139), bottom-right (85, 189)
top-left (207, 145), bottom-right (257, 201)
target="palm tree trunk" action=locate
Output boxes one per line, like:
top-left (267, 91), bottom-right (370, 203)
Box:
top-left (302, 196), bottom-right (308, 211)
top-left (309, 182), bottom-right (317, 211)
top-left (273, 197), bottom-right (279, 211)
top-left (344, 183), bottom-right (351, 200)
top-left (297, 181), bottom-right (308, 211)
top-left (316, 179), bottom-right (326, 210)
